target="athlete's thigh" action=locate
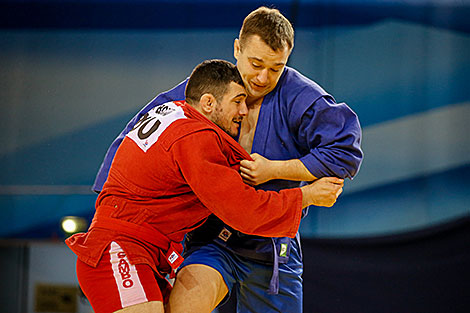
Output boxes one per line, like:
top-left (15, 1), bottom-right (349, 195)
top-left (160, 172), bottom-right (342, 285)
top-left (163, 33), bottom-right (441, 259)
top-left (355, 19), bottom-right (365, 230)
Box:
top-left (237, 239), bottom-right (303, 313)
top-left (167, 264), bottom-right (228, 313)
top-left (76, 241), bottom-right (164, 313)
top-left (167, 244), bottom-right (240, 313)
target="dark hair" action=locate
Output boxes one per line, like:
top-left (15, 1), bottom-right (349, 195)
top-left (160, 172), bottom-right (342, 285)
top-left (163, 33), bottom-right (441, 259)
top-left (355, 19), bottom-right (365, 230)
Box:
top-left (185, 59), bottom-right (244, 105)
top-left (239, 6), bottom-right (294, 52)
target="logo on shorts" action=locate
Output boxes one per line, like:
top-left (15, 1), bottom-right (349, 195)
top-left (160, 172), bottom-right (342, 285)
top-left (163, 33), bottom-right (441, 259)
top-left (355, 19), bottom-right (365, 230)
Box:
top-left (168, 251), bottom-right (179, 264)
top-left (117, 251), bottom-right (134, 288)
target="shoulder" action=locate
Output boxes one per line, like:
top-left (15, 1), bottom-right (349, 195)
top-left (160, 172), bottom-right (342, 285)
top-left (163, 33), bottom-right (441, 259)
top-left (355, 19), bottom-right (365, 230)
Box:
top-left (275, 67), bottom-right (334, 109)
top-left (159, 118), bottom-right (221, 152)
top-left (273, 67), bottom-right (335, 121)
top-left (126, 101), bottom-right (220, 153)
top-left (279, 67), bottom-right (331, 98)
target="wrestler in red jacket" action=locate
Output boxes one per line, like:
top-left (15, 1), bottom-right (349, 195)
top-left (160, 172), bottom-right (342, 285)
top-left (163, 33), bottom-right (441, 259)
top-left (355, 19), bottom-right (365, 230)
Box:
top-left (66, 60), bottom-right (343, 313)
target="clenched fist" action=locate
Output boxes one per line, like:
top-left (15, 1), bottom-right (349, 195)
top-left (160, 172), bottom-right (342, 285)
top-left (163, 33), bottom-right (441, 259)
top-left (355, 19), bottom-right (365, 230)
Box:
top-left (240, 153), bottom-right (276, 186)
top-left (301, 177), bottom-right (344, 208)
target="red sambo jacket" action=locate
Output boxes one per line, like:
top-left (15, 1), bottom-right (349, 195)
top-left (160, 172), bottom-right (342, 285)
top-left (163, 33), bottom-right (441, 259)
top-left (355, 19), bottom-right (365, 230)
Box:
top-left (66, 100), bottom-right (302, 279)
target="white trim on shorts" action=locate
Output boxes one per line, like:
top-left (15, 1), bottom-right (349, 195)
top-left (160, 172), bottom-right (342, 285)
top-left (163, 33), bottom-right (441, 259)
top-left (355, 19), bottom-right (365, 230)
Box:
top-left (109, 241), bottom-right (148, 308)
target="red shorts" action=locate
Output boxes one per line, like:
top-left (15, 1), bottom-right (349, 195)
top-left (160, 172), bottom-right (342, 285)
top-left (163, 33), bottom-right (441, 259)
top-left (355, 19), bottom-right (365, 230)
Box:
top-left (76, 241), bottom-right (166, 313)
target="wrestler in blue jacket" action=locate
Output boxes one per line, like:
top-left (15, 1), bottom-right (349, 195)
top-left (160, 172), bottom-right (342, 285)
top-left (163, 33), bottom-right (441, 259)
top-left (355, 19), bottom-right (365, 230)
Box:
top-left (93, 66), bottom-right (363, 311)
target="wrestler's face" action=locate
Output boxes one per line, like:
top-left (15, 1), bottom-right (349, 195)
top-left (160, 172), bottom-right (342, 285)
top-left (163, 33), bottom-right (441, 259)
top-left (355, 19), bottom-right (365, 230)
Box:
top-left (234, 35), bottom-right (291, 101)
top-left (211, 82), bottom-right (248, 137)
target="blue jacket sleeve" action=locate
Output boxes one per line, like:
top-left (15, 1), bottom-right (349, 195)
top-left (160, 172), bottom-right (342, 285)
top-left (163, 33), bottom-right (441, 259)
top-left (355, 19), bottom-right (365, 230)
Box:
top-left (297, 96), bottom-right (363, 179)
top-left (92, 79), bottom-right (188, 192)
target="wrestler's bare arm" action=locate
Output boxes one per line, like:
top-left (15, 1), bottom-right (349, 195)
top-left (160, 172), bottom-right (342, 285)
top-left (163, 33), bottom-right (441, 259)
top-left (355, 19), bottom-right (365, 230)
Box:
top-left (240, 153), bottom-right (316, 185)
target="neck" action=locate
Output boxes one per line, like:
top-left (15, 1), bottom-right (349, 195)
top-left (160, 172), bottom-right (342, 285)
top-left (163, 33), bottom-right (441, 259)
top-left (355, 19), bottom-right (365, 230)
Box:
top-left (246, 95), bottom-right (263, 109)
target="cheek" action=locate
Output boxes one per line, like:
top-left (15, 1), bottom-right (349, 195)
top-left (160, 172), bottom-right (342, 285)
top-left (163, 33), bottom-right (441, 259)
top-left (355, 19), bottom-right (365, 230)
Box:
top-left (270, 72), bottom-right (281, 82)
top-left (269, 73), bottom-right (282, 87)
top-left (241, 68), bottom-right (251, 79)
top-left (240, 63), bottom-right (255, 78)
top-left (227, 110), bottom-right (236, 120)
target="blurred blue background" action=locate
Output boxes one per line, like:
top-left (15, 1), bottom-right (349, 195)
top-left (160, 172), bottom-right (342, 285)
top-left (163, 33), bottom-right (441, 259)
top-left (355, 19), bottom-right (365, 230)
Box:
top-left (1, 0), bottom-right (469, 239)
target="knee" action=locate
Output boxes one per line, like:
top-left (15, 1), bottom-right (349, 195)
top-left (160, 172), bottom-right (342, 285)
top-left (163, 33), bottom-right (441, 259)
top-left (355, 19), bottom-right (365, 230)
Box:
top-left (167, 264), bottom-right (228, 313)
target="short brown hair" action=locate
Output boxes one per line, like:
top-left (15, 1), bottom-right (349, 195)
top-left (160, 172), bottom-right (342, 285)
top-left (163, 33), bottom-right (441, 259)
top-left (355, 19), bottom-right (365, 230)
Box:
top-left (239, 7), bottom-right (294, 52)
top-left (185, 59), bottom-right (244, 105)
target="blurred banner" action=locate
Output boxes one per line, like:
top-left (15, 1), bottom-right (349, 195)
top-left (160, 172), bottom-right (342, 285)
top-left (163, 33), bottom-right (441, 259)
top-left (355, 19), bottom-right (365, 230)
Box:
top-left (1, 0), bottom-right (469, 238)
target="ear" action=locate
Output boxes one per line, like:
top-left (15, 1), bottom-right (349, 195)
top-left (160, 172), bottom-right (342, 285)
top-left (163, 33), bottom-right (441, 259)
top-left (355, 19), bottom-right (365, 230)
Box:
top-left (199, 93), bottom-right (216, 114)
top-left (234, 38), bottom-right (240, 60)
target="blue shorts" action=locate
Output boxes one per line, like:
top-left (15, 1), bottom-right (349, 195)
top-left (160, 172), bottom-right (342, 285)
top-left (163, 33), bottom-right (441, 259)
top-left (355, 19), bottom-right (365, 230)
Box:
top-left (180, 238), bottom-right (303, 313)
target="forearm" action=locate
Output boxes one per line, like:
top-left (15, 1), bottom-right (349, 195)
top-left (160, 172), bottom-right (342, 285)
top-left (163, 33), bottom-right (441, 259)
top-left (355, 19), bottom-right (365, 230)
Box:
top-left (301, 187), bottom-right (312, 208)
top-left (300, 177), bottom-right (344, 208)
top-left (271, 159), bottom-right (318, 182)
top-left (240, 154), bottom-right (318, 185)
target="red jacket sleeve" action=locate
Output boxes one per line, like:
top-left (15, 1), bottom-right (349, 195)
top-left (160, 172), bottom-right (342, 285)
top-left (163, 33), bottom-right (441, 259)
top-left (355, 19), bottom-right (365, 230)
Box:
top-left (171, 130), bottom-right (303, 238)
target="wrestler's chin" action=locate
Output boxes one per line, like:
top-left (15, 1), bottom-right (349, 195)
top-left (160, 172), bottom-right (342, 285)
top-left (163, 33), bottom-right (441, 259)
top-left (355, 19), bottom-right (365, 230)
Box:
top-left (248, 82), bottom-right (270, 98)
top-left (247, 87), bottom-right (265, 99)
top-left (223, 123), bottom-right (240, 138)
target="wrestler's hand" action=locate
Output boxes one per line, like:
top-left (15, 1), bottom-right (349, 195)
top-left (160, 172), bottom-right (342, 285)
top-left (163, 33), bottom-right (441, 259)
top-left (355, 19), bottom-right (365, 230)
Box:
top-left (240, 153), bottom-right (277, 186)
top-left (301, 177), bottom-right (344, 208)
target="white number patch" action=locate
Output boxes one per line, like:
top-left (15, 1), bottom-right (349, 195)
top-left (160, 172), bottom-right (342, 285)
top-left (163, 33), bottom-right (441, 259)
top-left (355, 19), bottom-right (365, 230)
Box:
top-left (127, 102), bottom-right (187, 152)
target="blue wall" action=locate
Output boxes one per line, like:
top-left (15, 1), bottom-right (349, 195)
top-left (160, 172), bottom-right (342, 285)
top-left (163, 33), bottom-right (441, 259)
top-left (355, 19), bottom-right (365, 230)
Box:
top-left (1, 0), bottom-right (469, 238)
